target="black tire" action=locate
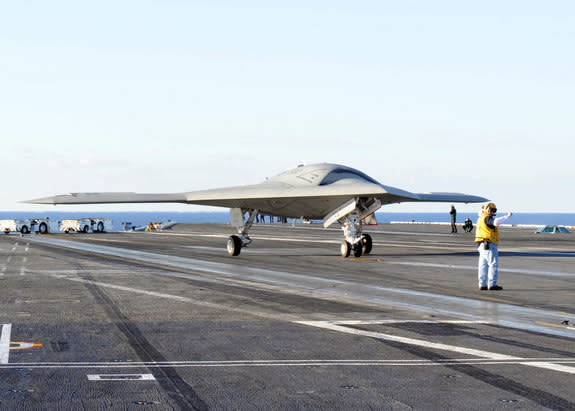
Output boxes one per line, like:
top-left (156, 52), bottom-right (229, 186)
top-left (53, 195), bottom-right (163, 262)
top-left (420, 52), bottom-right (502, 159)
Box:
top-left (362, 234), bottom-right (373, 254)
top-left (227, 235), bottom-right (242, 256)
top-left (340, 241), bottom-right (351, 258)
top-left (97, 222), bottom-right (104, 232)
top-left (353, 244), bottom-right (363, 258)
top-left (20, 226), bottom-right (30, 234)
top-left (39, 222), bottom-right (48, 234)
top-left (82, 225), bottom-right (89, 233)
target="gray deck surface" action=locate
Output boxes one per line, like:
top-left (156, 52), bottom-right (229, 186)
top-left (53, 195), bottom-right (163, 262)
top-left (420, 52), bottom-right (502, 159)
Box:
top-left (1, 223), bottom-right (575, 410)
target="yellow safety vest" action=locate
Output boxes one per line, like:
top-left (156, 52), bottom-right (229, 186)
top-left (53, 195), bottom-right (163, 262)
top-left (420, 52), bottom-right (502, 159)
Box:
top-left (475, 213), bottom-right (499, 245)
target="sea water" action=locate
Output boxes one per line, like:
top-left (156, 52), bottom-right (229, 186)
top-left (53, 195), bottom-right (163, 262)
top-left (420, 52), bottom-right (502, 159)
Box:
top-left (1, 211), bottom-right (574, 231)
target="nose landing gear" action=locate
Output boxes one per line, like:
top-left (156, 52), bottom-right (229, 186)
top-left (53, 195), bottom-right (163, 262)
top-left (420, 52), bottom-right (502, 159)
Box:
top-left (340, 234), bottom-right (372, 258)
top-left (339, 212), bottom-right (374, 258)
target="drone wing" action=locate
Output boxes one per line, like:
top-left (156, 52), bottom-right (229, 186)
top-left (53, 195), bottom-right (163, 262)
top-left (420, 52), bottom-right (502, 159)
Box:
top-left (24, 181), bottom-right (486, 220)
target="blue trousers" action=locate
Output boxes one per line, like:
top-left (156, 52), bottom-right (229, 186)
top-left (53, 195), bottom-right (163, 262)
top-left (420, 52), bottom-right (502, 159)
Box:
top-left (478, 242), bottom-right (498, 288)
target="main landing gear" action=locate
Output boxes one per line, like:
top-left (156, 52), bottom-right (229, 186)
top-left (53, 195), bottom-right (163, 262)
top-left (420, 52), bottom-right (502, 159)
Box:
top-left (226, 208), bottom-right (257, 257)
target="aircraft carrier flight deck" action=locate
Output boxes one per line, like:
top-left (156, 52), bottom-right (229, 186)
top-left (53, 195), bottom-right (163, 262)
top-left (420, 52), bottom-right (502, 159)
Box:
top-left (1, 223), bottom-right (575, 410)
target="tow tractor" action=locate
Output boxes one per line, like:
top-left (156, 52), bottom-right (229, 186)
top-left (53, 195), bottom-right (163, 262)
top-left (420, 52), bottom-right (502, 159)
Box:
top-left (60, 218), bottom-right (112, 233)
top-left (0, 218), bottom-right (58, 234)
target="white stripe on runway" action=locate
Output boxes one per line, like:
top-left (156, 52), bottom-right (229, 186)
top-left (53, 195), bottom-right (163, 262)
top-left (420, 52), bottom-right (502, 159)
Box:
top-left (297, 320), bottom-right (575, 375)
top-left (1, 357), bottom-right (575, 370)
top-left (388, 261), bottom-right (575, 277)
top-left (0, 324), bottom-right (11, 364)
top-left (87, 374), bottom-right (155, 381)
top-left (20, 256), bottom-right (27, 276)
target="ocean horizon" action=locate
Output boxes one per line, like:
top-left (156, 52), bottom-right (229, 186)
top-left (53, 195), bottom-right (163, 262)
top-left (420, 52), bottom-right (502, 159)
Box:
top-left (2, 210), bottom-right (575, 231)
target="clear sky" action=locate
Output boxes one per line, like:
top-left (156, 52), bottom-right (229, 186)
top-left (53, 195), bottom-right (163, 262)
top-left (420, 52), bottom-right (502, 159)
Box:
top-left (2, 1), bottom-right (574, 214)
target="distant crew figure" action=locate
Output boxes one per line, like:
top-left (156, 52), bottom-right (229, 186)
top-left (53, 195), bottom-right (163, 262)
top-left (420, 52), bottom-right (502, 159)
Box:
top-left (475, 203), bottom-right (512, 291)
top-left (449, 205), bottom-right (457, 233)
top-left (463, 218), bottom-right (473, 233)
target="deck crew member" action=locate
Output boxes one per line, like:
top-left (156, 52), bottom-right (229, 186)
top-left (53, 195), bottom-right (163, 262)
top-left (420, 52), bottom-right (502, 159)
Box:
top-left (475, 203), bottom-right (512, 290)
top-left (449, 205), bottom-right (457, 233)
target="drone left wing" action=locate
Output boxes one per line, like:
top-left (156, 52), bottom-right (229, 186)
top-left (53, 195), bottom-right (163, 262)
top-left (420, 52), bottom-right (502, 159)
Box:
top-left (24, 192), bottom-right (190, 205)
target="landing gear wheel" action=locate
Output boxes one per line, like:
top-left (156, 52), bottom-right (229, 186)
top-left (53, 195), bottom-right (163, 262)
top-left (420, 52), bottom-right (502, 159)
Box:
top-left (353, 244), bottom-right (363, 258)
top-left (227, 235), bottom-right (242, 256)
top-left (362, 234), bottom-right (373, 255)
top-left (340, 241), bottom-right (351, 258)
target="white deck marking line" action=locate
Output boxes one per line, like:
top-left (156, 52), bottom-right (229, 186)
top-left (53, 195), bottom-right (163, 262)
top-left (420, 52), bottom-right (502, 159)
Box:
top-left (20, 256), bottom-right (27, 276)
top-left (334, 320), bottom-right (489, 325)
top-left (297, 321), bottom-right (575, 375)
top-left (87, 374), bottom-right (155, 381)
top-left (0, 324), bottom-right (11, 364)
top-left (388, 261), bottom-right (575, 277)
top-left (25, 269), bottom-right (157, 275)
top-left (1, 357), bottom-right (575, 370)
